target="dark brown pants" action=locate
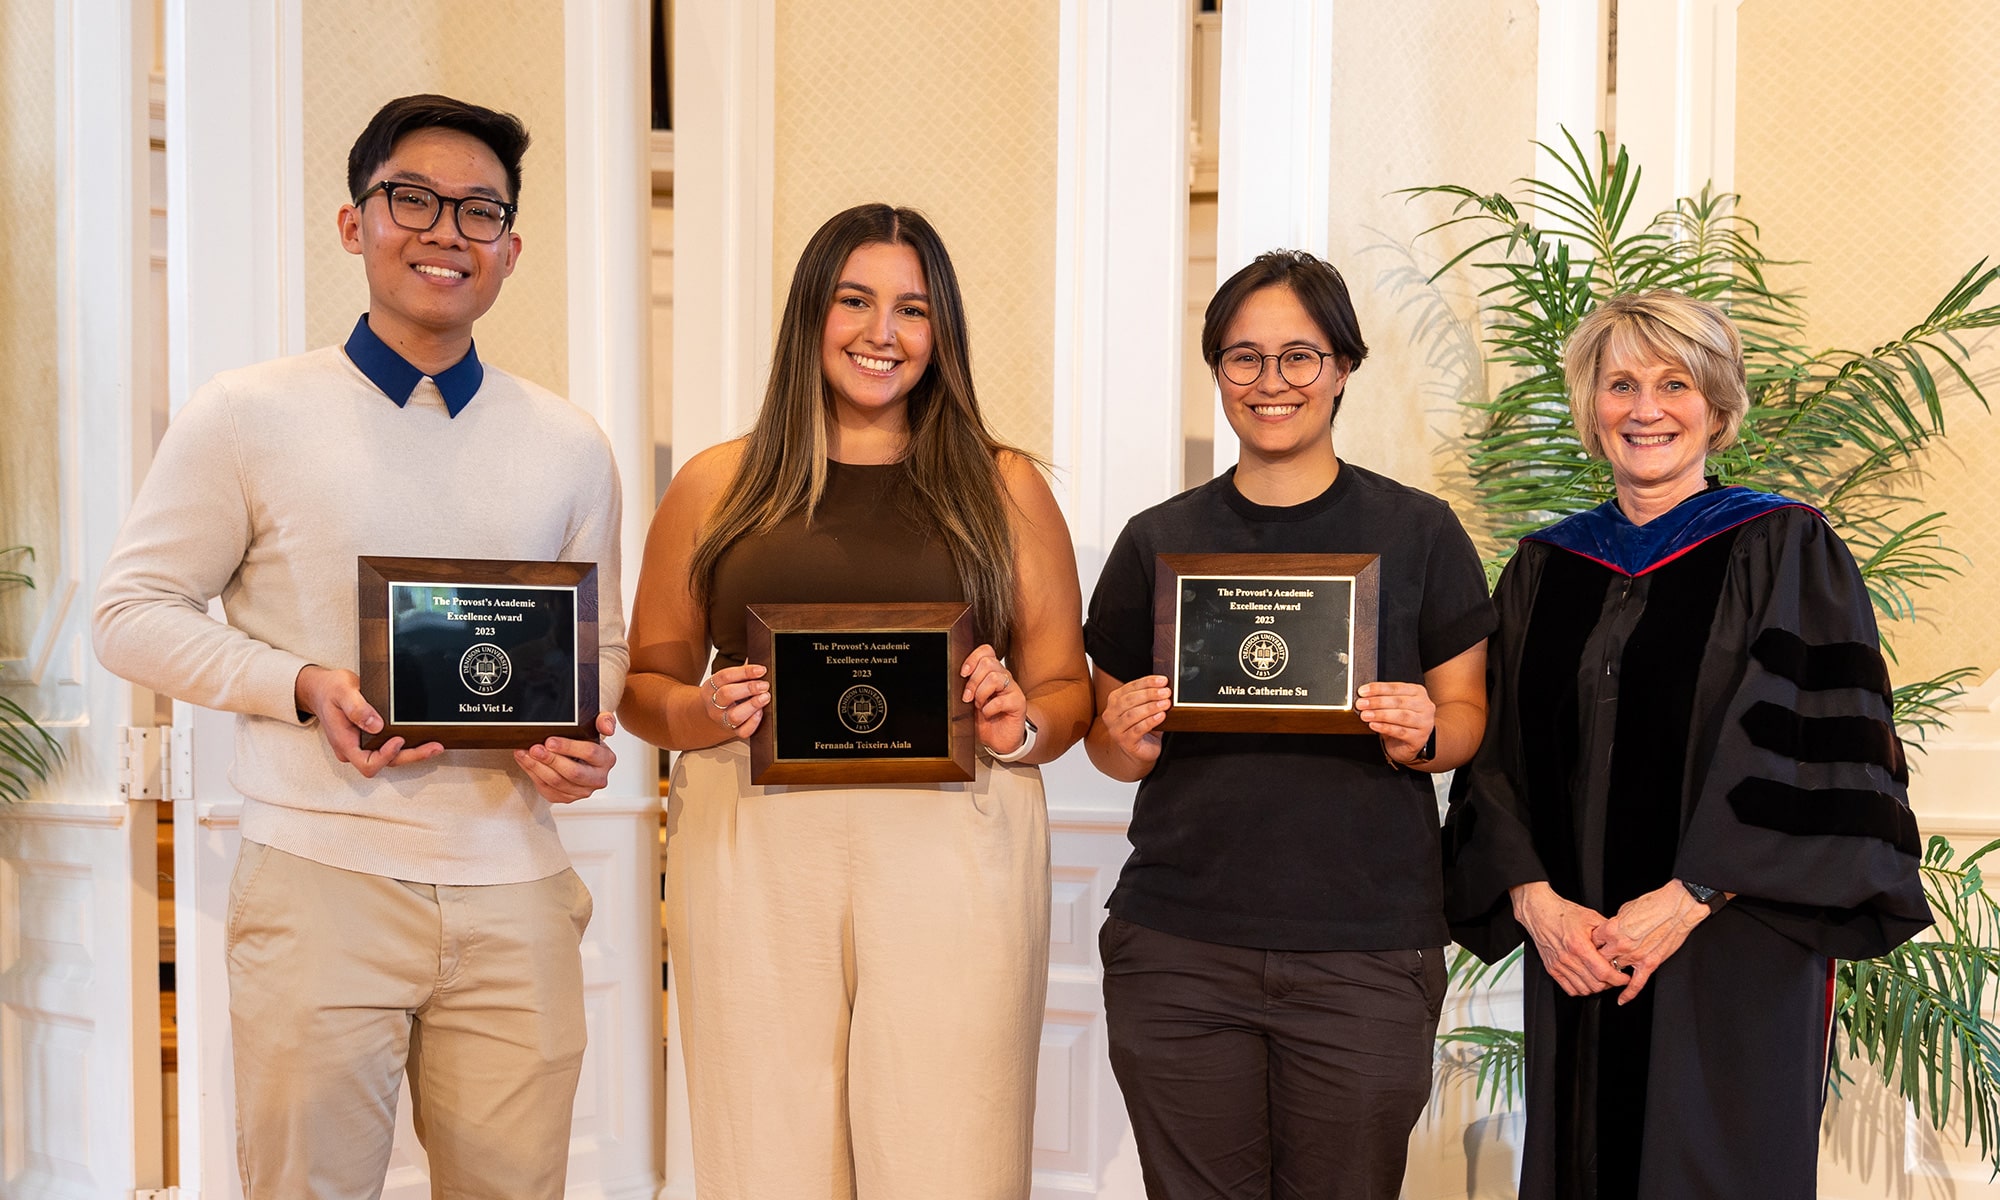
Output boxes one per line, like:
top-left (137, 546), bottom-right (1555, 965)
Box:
top-left (1101, 916), bottom-right (1447, 1200)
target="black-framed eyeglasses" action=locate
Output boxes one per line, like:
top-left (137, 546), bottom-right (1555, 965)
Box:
top-left (1218, 346), bottom-right (1336, 388)
top-left (355, 182), bottom-right (518, 243)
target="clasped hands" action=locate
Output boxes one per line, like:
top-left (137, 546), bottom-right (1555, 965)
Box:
top-left (697, 643), bottom-right (1033, 757)
top-left (1509, 879), bottom-right (1714, 1005)
top-left (294, 664), bottom-right (618, 804)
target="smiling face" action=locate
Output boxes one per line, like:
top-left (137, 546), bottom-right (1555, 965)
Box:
top-left (338, 126), bottom-right (520, 357)
top-left (1216, 284), bottom-right (1351, 469)
top-left (819, 241), bottom-right (934, 422)
top-left (1593, 345), bottom-right (1714, 504)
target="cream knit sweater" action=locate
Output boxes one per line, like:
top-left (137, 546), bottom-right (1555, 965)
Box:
top-left (93, 345), bottom-right (628, 884)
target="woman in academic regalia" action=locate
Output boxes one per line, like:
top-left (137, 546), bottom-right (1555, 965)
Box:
top-left (1442, 290), bottom-right (1934, 1199)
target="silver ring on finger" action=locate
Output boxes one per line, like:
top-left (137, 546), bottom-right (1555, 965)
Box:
top-left (708, 684), bottom-right (730, 711)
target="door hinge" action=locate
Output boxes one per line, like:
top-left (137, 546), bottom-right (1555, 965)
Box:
top-left (170, 723), bottom-right (193, 800)
top-left (117, 724), bottom-right (172, 800)
top-left (134, 1187), bottom-right (182, 1199)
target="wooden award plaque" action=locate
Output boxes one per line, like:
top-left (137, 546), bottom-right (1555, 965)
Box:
top-left (1152, 552), bottom-right (1380, 734)
top-left (746, 601), bottom-right (977, 785)
top-left (357, 556), bottom-right (599, 750)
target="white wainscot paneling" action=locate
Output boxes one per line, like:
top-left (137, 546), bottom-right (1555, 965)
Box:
top-left (1034, 811), bottom-right (1144, 1199)
top-left (1909, 669), bottom-right (2000, 840)
top-left (1, 856), bottom-right (97, 1194)
top-left (553, 801), bottom-right (663, 1200)
top-left (0, 804), bottom-right (155, 1198)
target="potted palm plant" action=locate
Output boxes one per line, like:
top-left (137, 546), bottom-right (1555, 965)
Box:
top-left (1409, 129), bottom-right (2000, 1169)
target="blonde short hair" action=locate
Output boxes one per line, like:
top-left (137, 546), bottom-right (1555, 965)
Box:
top-left (1563, 290), bottom-right (1749, 456)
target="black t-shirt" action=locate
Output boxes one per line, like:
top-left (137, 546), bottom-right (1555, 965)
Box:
top-left (1084, 462), bottom-right (1496, 951)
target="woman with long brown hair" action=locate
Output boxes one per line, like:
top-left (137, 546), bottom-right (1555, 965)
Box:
top-left (621, 203), bottom-right (1091, 1199)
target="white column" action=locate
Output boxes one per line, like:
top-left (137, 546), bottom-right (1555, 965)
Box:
top-left (565, 0), bottom-right (656, 806)
top-left (60, 0), bottom-right (153, 781)
top-left (670, 0), bottom-right (775, 463)
top-left (1535, 0), bottom-right (1609, 174)
top-left (163, 6), bottom-right (305, 1194)
top-left (1211, 0), bottom-right (1335, 470)
top-left (1615, 0), bottom-right (1743, 224)
top-left (664, 11), bottom-right (776, 1194)
top-left (561, 7), bottom-right (663, 1199)
top-left (1043, 0), bottom-right (1187, 820)
top-left (1037, 7), bottom-right (1191, 1197)
top-left (1048, 0), bottom-right (1190, 601)
top-left (164, 0), bottom-right (305, 398)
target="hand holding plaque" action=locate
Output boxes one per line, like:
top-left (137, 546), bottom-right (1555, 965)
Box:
top-left (1152, 553), bottom-right (1380, 734)
top-left (357, 557), bottom-right (600, 750)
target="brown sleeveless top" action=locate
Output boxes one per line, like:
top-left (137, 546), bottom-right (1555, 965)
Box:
top-left (708, 460), bottom-right (977, 671)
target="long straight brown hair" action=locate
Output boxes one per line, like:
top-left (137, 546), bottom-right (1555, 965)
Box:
top-left (689, 204), bottom-right (1027, 647)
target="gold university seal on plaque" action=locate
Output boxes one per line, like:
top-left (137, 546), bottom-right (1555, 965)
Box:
top-left (838, 684), bottom-right (888, 733)
top-left (1238, 631), bottom-right (1289, 680)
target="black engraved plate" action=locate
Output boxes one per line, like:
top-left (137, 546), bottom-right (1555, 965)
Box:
top-left (1173, 575), bottom-right (1353, 709)
top-left (771, 631), bottom-right (951, 762)
top-left (387, 583), bottom-right (579, 726)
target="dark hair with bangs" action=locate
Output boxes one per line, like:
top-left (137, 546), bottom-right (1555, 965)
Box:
top-left (688, 203), bottom-right (1033, 651)
top-left (1202, 249), bottom-right (1370, 414)
top-left (347, 94), bottom-right (531, 203)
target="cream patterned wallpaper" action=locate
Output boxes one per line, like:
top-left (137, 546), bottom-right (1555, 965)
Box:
top-left (302, 0), bottom-right (568, 395)
top-left (1321, 0), bottom-right (1542, 550)
top-left (1737, 0), bottom-right (2000, 687)
top-left (0, 0), bottom-right (61, 654)
top-left (770, 0), bottom-right (1059, 458)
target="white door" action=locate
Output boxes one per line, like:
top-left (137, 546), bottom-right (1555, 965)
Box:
top-left (0, 3), bottom-right (162, 1196)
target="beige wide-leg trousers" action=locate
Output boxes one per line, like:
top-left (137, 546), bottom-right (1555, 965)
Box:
top-left (226, 841), bottom-right (593, 1199)
top-left (666, 740), bottom-right (1051, 1200)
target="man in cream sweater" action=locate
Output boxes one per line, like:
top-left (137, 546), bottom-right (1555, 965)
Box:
top-left (93, 94), bottom-right (626, 1198)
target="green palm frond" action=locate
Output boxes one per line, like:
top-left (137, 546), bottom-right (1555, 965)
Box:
top-left (1437, 1025), bottom-right (1528, 1110)
top-left (0, 695), bottom-right (59, 803)
top-left (1405, 127), bottom-right (1997, 697)
top-left (1445, 942), bottom-right (1523, 992)
top-left (1837, 838), bottom-right (2000, 1163)
top-left (0, 545), bottom-right (60, 802)
top-left (1896, 667), bottom-right (1981, 738)
top-left (0, 545), bottom-right (33, 590)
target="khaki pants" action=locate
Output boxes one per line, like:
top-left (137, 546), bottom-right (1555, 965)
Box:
top-left (226, 841), bottom-right (593, 1199)
top-left (666, 741), bottom-right (1051, 1200)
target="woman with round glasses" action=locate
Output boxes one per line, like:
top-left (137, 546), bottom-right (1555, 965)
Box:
top-left (1082, 249), bottom-right (1495, 1198)
top-left (620, 203), bottom-right (1091, 1198)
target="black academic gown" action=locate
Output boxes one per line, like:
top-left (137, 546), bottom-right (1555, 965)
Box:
top-left (1442, 489), bottom-right (1933, 1200)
